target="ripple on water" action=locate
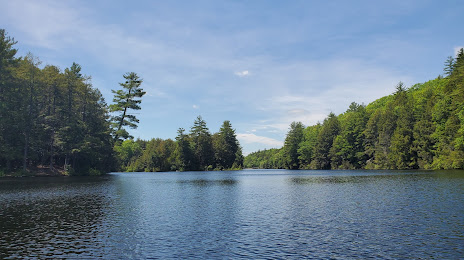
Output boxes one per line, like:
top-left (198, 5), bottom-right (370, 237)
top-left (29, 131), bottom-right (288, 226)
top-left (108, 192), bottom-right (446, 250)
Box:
top-left (0, 170), bottom-right (463, 259)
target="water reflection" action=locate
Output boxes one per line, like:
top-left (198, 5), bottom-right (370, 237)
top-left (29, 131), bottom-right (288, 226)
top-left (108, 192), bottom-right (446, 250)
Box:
top-left (176, 179), bottom-right (238, 186)
top-left (0, 177), bottom-right (113, 259)
top-left (0, 170), bottom-right (463, 259)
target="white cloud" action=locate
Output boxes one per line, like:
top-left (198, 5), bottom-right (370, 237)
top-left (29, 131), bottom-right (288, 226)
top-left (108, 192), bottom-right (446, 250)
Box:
top-left (237, 133), bottom-right (283, 147)
top-left (0, 0), bottom-right (424, 155)
top-left (235, 70), bottom-right (250, 77)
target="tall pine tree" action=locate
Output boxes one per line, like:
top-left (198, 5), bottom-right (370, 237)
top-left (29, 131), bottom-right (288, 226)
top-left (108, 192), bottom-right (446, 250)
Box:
top-left (110, 72), bottom-right (145, 142)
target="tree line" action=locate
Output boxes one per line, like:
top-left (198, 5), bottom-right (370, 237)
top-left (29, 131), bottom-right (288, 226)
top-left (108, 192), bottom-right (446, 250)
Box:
top-left (114, 117), bottom-right (244, 172)
top-left (245, 49), bottom-right (464, 170)
top-left (0, 29), bottom-right (243, 175)
top-left (0, 29), bottom-right (114, 175)
top-left (2, 27), bottom-right (462, 174)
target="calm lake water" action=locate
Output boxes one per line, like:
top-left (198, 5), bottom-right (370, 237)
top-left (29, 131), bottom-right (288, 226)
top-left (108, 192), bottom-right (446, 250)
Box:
top-left (0, 170), bottom-right (463, 259)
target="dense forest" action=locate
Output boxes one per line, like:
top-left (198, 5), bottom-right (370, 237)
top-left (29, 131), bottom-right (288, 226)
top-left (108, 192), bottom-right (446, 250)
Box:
top-left (0, 29), bottom-right (243, 176)
top-left (0, 29), bottom-right (114, 176)
top-left (245, 49), bottom-right (464, 170)
top-left (2, 28), bottom-right (463, 175)
top-left (0, 30), bottom-right (243, 175)
top-left (114, 117), bottom-right (244, 172)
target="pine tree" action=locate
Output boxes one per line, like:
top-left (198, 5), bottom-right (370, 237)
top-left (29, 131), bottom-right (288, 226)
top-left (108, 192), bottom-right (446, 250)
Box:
top-left (175, 128), bottom-right (194, 171)
top-left (41, 65), bottom-right (64, 170)
top-left (444, 56), bottom-right (455, 77)
top-left (190, 116), bottom-right (214, 170)
top-left (0, 29), bottom-right (20, 171)
top-left (331, 103), bottom-right (368, 169)
top-left (16, 53), bottom-right (42, 171)
top-left (110, 72), bottom-right (145, 142)
top-left (214, 120), bottom-right (242, 169)
top-left (312, 113), bottom-right (340, 169)
top-left (282, 121), bottom-right (305, 169)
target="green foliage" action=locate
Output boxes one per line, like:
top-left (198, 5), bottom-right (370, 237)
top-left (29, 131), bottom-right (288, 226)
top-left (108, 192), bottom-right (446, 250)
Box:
top-left (330, 103), bottom-right (368, 169)
top-left (114, 139), bottom-right (142, 171)
top-left (190, 116), bottom-right (214, 170)
top-left (444, 56), bottom-right (455, 77)
top-left (245, 52), bottom-right (464, 170)
top-left (125, 138), bottom-right (177, 172)
top-left (243, 148), bottom-right (283, 169)
top-left (175, 128), bottom-right (195, 171)
top-left (387, 83), bottom-right (416, 169)
top-left (297, 124), bottom-right (321, 168)
top-left (109, 72), bottom-right (145, 142)
top-left (312, 113), bottom-right (340, 169)
top-left (282, 121), bottom-right (305, 169)
top-left (0, 29), bottom-right (113, 176)
top-left (213, 120), bottom-right (243, 170)
top-left (3, 28), bottom-right (463, 173)
top-left (112, 117), bottom-right (244, 172)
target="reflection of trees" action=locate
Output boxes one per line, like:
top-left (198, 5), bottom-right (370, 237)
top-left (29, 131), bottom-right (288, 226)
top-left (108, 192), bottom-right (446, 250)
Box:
top-left (176, 179), bottom-right (238, 186)
top-left (0, 178), bottom-right (110, 258)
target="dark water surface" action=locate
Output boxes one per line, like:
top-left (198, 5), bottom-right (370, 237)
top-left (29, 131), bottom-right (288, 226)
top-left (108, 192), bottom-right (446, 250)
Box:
top-left (1, 170), bottom-right (463, 259)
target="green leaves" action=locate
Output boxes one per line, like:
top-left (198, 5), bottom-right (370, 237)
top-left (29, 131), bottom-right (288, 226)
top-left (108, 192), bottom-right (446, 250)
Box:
top-left (245, 54), bottom-right (464, 170)
top-left (113, 118), bottom-right (243, 172)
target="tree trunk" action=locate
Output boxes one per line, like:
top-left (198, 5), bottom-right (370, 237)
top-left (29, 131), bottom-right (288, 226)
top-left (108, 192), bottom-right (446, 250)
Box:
top-left (23, 131), bottom-right (29, 172)
top-left (64, 154), bottom-right (69, 172)
top-left (49, 130), bottom-right (55, 170)
top-left (114, 87), bottom-right (131, 142)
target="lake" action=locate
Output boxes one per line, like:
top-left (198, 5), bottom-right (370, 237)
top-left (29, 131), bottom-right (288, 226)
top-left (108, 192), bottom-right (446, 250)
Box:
top-left (0, 170), bottom-right (463, 259)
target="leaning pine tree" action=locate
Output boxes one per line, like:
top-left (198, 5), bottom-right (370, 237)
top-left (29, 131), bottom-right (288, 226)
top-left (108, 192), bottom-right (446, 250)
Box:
top-left (110, 72), bottom-right (145, 142)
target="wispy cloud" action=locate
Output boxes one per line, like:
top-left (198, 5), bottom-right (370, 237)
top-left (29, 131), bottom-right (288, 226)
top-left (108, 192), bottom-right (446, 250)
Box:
top-left (1, 0), bottom-right (456, 154)
top-left (235, 70), bottom-right (250, 77)
top-left (237, 133), bottom-right (283, 147)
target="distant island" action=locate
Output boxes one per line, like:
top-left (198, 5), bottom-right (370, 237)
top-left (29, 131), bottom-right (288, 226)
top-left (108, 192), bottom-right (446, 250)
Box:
top-left (1, 28), bottom-right (463, 176)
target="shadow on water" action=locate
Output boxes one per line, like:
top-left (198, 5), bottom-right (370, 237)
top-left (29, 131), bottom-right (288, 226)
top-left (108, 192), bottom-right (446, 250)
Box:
top-left (0, 176), bottom-right (114, 259)
top-left (288, 170), bottom-right (464, 185)
top-left (1, 170), bottom-right (463, 259)
top-left (176, 179), bottom-right (238, 186)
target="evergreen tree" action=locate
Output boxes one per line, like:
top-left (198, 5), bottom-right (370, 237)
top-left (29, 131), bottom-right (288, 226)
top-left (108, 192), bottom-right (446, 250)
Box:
top-left (190, 116), bottom-right (214, 170)
top-left (214, 120), bottom-right (242, 169)
top-left (444, 56), bottom-right (455, 77)
top-left (388, 83), bottom-right (415, 169)
top-left (175, 128), bottom-right (194, 171)
top-left (40, 65), bottom-right (65, 170)
top-left (282, 121), bottom-right (305, 169)
top-left (331, 102), bottom-right (368, 169)
top-left (312, 113), bottom-right (340, 169)
top-left (109, 72), bottom-right (145, 142)
top-left (412, 112), bottom-right (435, 169)
top-left (0, 29), bottom-right (20, 171)
top-left (0, 30), bottom-right (114, 175)
top-left (16, 53), bottom-right (42, 171)
top-left (61, 62), bottom-right (85, 171)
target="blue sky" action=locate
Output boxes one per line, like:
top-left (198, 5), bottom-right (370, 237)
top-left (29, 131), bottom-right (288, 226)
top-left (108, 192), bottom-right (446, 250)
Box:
top-left (1, 0), bottom-right (463, 154)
